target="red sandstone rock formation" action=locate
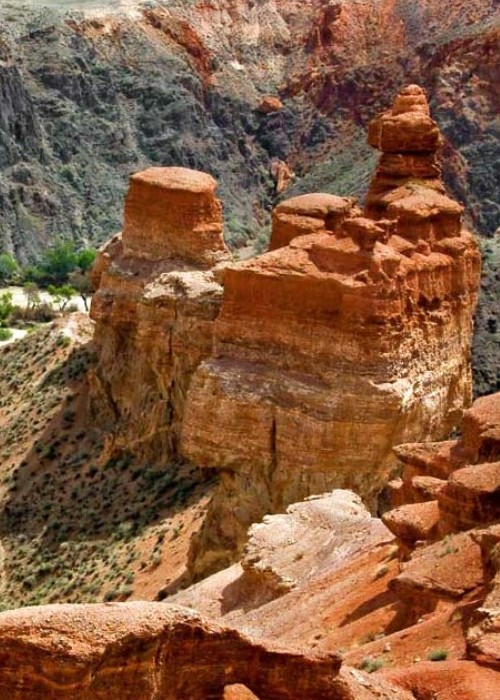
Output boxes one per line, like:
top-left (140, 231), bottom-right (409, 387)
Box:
top-left (270, 159), bottom-right (295, 195)
top-left (0, 596), bottom-right (419, 700)
top-left (257, 95), bottom-right (284, 114)
top-left (382, 500), bottom-right (440, 544)
top-left (173, 491), bottom-right (394, 619)
top-left (386, 393), bottom-right (500, 528)
top-left (90, 166), bottom-right (231, 462)
top-left (467, 524), bottom-right (500, 670)
top-left (173, 484), bottom-right (500, 694)
top-left (0, 603), bottom-right (343, 699)
top-left (381, 393), bottom-right (500, 671)
top-left (383, 661), bottom-right (500, 700)
top-left (269, 193), bottom-right (358, 250)
top-left (122, 167), bottom-right (229, 267)
top-left (180, 85), bottom-right (481, 575)
top-left (89, 86), bottom-right (481, 583)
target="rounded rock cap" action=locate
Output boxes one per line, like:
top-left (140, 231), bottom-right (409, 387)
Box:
top-left (130, 166), bottom-right (217, 195)
top-left (275, 193), bottom-right (355, 218)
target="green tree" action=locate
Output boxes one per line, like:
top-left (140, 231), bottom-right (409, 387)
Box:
top-left (68, 270), bottom-right (92, 312)
top-left (76, 248), bottom-right (97, 273)
top-left (0, 254), bottom-right (19, 284)
top-left (40, 241), bottom-right (78, 285)
top-left (47, 284), bottom-right (76, 312)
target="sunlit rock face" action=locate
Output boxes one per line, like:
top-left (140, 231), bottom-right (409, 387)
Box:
top-left (180, 86), bottom-right (481, 576)
top-left (89, 167), bottom-right (231, 463)
top-left (88, 87), bottom-right (480, 579)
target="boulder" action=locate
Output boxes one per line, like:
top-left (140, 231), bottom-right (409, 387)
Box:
top-left (257, 95), bottom-right (284, 114)
top-left (382, 501), bottom-right (440, 543)
top-left (390, 532), bottom-right (484, 614)
top-left (438, 462), bottom-right (500, 534)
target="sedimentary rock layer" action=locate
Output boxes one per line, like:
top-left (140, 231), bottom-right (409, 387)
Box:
top-left (269, 193), bottom-right (358, 250)
top-left (180, 86), bottom-right (480, 575)
top-left (382, 392), bottom-right (500, 649)
top-left (89, 167), bottom-right (231, 462)
top-left (0, 603), bottom-right (342, 700)
top-left (387, 392), bottom-right (500, 530)
top-left (173, 483), bottom-right (500, 696)
top-left (89, 86), bottom-right (480, 579)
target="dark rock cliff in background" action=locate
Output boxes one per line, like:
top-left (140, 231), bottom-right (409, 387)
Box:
top-left (0, 0), bottom-right (498, 392)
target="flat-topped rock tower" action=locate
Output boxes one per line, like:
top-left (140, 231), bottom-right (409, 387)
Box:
top-left (90, 86), bottom-right (481, 578)
top-left (123, 167), bottom-right (229, 267)
top-left (90, 167), bottom-right (231, 462)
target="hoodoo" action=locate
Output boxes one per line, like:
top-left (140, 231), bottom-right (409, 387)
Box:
top-left (89, 86), bottom-right (481, 577)
top-left (180, 85), bottom-right (481, 574)
top-left (89, 167), bottom-right (231, 462)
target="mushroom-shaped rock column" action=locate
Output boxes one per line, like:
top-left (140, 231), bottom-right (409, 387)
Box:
top-left (123, 166), bottom-right (229, 267)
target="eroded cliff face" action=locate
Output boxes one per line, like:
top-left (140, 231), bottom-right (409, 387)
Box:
top-left (172, 393), bottom-right (500, 698)
top-left (180, 86), bottom-right (481, 576)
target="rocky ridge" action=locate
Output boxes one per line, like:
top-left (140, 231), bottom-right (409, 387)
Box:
top-left (171, 391), bottom-right (500, 698)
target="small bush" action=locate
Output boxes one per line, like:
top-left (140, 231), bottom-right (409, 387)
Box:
top-left (360, 656), bottom-right (384, 673)
top-left (10, 303), bottom-right (56, 324)
top-left (427, 649), bottom-right (448, 661)
top-left (0, 328), bottom-right (13, 341)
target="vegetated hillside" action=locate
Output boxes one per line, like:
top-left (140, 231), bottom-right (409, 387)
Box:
top-left (0, 316), bottom-right (214, 609)
top-left (0, 0), bottom-right (498, 264)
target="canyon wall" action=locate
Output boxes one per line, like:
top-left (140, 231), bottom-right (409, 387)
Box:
top-left (90, 86), bottom-right (480, 578)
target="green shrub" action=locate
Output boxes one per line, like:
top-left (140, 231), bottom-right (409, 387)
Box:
top-left (0, 253), bottom-right (19, 283)
top-left (0, 292), bottom-right (14, 325)
top-left (0, 328), bottom-right (12, 341)
top-left (427, 649), bottom-right (448, 661)
top-left (360, 656), bottom-right (384, 673)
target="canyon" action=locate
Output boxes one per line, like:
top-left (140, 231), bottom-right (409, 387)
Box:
top-left (0, 2), bottom-right (498, 696)
top-left (0, 390), bottom-right (499, 698)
